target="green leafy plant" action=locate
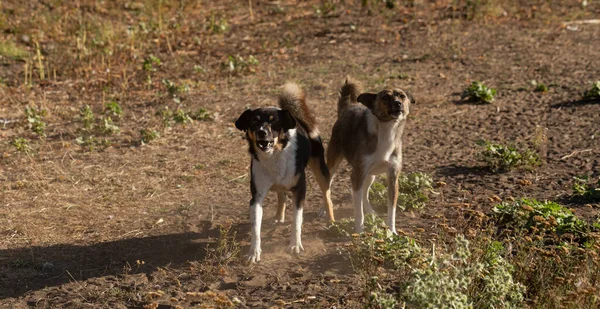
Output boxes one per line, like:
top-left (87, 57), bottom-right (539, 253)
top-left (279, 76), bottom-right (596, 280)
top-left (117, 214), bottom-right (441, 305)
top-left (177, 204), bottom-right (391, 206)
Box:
top-left (533, 81), bottom-right (548, 93)
top-left (350, 230), bottom-right (525, 309)
top-left (224, 55), bottom-right (259, 74)
top-left (206, 12), bottom-right (229, 34)
top-left (79, 105), bottom-right (95, 131)
top-left (572, 176), bottom-right (600, 202)
top-left (191, 107), bottom-right (211, 121)
top-left (477, 140), bottom-right (540, 172)
top-left (583, 81), bottom-right (600, 100)
top-left (140, 128), bottom-right (159, 144)
top-left (25, 106), bottom-right (47, 137)
top-left (493, 198), bottom-right (588, 238)
top-left (173, 108), bottom-right (192, 124)
top-left (369, 172), bottom-right (435, 211)
top-left (142, 54), bottom-right (161, 72)
top-left (461, 81), bottom-right (497, 104)
top-left (98, 117), bottom-right (120, 135)
top-left (10, 137), bottom-right (31, 154)
top-left (398, 172), bottom-right (435, 211)
top-left (314, 1), bottom-right (337, 17)
top-left (104, 101), bottom-right (123, 119)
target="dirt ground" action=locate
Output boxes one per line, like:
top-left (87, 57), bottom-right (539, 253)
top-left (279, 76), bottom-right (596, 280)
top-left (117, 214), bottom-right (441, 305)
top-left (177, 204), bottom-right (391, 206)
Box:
top-left (1, 0), bottom-right (599, 308)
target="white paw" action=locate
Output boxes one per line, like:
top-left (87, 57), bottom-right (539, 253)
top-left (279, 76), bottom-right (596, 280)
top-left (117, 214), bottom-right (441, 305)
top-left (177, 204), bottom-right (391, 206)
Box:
top-left (287, 241), bottom-right (305, 255)
top-left (245, 246), bottom-right (261, 263)
top-left (273, 217), bottom-right (285, 224)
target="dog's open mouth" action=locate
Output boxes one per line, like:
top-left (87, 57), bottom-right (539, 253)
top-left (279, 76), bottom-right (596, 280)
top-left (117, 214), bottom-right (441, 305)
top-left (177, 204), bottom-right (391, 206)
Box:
top-left (389, 110), bottom-right (402, 118)
top-left (256, 140), bottom-right (274, 151)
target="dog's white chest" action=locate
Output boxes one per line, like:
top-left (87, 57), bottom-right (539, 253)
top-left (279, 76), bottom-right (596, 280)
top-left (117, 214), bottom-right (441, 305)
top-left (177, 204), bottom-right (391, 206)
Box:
top-left (253, 130), bottom-right (299, 190)
top-left (365, 119), bottom-right (399, 175)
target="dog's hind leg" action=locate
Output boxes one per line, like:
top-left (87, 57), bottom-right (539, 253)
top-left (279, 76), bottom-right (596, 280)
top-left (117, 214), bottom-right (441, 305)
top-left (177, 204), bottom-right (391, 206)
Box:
top-left (274, 191), bottom-right (286, 224)
top-left (363, 175), bottom-right (376, 215)
top-left (309, 156), bottom-right (335, 222)
top-left (317, 144), bottom-right (343, 219)
top-left (288, 173), bottom-right (306, 255)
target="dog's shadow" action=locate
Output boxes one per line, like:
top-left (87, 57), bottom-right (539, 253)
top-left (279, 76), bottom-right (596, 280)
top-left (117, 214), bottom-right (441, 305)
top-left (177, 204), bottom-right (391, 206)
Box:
top-left (0, 221), bottom-right (250, 300)
top-left (550, 98), bottom-right (599, 108)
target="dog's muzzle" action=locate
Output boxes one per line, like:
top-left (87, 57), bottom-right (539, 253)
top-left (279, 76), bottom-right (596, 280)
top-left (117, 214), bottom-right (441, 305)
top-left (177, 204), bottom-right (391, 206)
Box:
top-left (256, 139), bottom-right (274, 151)
top-left (390, 101), bottom-right (404, 118)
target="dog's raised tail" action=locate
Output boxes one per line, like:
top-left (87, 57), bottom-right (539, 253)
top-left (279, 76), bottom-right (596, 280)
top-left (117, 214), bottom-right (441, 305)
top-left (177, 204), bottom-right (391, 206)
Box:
top-left (338, 78), bottom-right (360, 116)
top-left (279, 82), bottom-right (319, 139)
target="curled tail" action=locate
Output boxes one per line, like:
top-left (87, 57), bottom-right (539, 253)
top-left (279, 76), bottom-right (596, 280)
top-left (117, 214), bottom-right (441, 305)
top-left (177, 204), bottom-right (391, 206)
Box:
top-left (338, 78), bottom-right (360, 116)
top-left (279, 82), bottom-right (320, 140)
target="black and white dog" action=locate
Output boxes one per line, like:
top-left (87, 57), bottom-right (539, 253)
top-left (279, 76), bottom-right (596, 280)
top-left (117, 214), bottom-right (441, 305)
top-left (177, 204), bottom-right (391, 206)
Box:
top-left (235, 83), bottom-right (335, 263)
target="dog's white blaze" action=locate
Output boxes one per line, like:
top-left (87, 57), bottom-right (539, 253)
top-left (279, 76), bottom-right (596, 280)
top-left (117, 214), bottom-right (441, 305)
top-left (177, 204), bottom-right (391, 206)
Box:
top-left (253, 129), bottom-right (300, 190)
top-left (363, 114), bottom-right (400, 176)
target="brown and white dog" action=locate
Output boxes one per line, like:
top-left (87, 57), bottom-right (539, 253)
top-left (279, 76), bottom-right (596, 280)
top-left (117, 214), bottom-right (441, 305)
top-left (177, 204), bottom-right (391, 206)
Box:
top-left (235, 83), bottom-right (335, 263)
top-left (326, 79), bottom-right (414, 233)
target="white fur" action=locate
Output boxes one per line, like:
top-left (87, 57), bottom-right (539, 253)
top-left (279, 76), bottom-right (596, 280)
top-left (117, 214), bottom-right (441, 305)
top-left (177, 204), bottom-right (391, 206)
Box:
top-left (353, 114), bottom-right (402, 233)
top-left (253, 129), bottom-right (300, 190)
top-left (288, 205), bottom-right (304, 254)
top-left (247, 128), bottom-right (306, 263)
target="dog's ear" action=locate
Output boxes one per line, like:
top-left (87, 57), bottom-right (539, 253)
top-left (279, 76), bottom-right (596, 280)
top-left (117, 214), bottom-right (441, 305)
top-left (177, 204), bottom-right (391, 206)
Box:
top-left (357, 93), bottom-right (377, 110)
top-left (235, 109), bottom-right (253, 131)
top-left (279, 109), bottom-right (297, 132)
top-left (405, 91), bottom-right (416, 104)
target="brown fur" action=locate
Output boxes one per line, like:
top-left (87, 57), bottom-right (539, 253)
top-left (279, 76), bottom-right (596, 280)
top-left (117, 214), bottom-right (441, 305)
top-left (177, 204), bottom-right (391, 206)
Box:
top-left (326, 78), bottom-right (414, 232)
top-left (278, 82), bottom-right (318, 137)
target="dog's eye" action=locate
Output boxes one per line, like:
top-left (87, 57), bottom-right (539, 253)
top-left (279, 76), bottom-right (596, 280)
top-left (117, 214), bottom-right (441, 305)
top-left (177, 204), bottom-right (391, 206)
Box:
top-left (398, 94), bottom-right (406, 100)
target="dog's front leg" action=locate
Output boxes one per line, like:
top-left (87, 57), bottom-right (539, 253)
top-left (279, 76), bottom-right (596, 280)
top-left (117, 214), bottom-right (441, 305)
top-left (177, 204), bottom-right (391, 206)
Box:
top-left (247, 193), bottom-right (266, 263)
top-left (386, 166), bottom-right (400, 234)
top-left (288, 173), bottom-right (306, 255)
top-left (351, 169), bottom-right (366, 233)
top-left (247, 163), bottom-right (271, 263)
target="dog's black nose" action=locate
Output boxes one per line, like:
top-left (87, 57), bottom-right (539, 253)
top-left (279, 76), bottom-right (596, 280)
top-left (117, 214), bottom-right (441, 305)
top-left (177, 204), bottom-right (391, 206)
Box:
top-left (257, 129), bottom-right (267, 138)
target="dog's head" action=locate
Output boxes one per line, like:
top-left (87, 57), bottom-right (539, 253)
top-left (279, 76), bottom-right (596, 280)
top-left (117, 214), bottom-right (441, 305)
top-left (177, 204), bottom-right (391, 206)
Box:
top-left (357, 88), bottom-right (415, 122)
top-left (235, 108), bottom-right (296, 154)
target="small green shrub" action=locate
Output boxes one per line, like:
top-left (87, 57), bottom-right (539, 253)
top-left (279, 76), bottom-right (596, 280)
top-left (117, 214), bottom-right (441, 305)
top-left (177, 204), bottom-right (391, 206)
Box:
top-left (583, 81), bottom-right (600, 100)
top-left (104, 101), bottom-right (123, 119)
top-left (191, 107), bottom-right (211, 121)
top-left (314, 1), bottom-right (336, 17)
top-left (206, 13), bottom-right (229, 34)
top-left (10, 137), bottom-right (31, 153)
top-left (398, 172), bottom-right (435, 211)
top-left (461, 81), bottom-right (497, 104)
top-left (369, 172), bottom-right (435, 211)
top-left (173, 108), bottom-right (192, 124)
top-left (351, 231), bottom-right (525, 309)
top-left (79, 105), bottom-right (95, 131)
top-left (224, 55), bottom-right (259, 74)
top-left (98, 117), bottom-right (120, 135)
top-left (493, 198), bottom-right (588, 239)
top-left (140, 128), bottom-right (159, 144)
top-left (477, 140), bottom-right (540, 172)
top-left (572, 176), bottom-right (600, 202)
top-left (535, 84), bottom-right (548, 93)
top-left (25, 106), bottom-right (47, 137)
top-left (142, 55), bottom-right (161, 72)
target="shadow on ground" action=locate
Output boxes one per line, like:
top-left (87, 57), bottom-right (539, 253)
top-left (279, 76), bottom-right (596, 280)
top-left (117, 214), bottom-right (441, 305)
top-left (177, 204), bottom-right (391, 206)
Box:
top-left (0, 221), bottom-right (250, 299)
